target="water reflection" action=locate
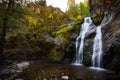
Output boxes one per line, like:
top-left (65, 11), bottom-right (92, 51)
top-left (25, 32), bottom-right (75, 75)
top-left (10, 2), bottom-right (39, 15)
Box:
top-left (72, 65), bottom-right (107, 80)
top-left (17, 63), bottom-right (119, 80)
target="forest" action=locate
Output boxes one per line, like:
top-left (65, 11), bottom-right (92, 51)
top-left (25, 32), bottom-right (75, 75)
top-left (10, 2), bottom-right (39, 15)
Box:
top-left (0, 0), bottom-right (120, 80)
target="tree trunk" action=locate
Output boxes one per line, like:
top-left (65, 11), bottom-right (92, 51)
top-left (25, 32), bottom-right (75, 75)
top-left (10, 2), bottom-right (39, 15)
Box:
top-left (0, 0), bottom-right (14, 65)
top-left (0, 17), bottom-right (8, 65)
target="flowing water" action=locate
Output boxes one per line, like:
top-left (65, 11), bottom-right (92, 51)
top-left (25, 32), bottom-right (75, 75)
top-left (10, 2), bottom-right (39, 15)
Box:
top-left (74, 17), bottom-right (104, 68)
top-left (92, 26), bottom-right (103, 67)
top-left (74, 17), bottom-right (92, 65)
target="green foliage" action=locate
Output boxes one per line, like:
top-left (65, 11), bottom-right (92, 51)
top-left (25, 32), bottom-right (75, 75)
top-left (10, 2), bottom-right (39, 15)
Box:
top-left (55, 25), bottom-right (73, 36)
top-left (66, 5), bottom-right (79, 19)
top-left (0, 1), bottom-right (70, 60)
top-left (67, 0), bottom-right (76, 7)
top-left (78, 1), bottom-right (90, 16)
top-left (51, 24), bottom-right (74, 44)
top-left (92, 9), bottom-right (103, 24)
top-left (53, 25), bottom-right (73, 38)
top-left (66, 0), bottom-right (90, 22)
top-left (66, 0), bottom-right (78, 19)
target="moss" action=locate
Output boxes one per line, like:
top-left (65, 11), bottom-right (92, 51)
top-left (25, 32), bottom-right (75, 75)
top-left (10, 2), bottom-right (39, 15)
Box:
top-left (56, 25), bottom-right (73, 35)
top-left (93, 15), bottom-right (100, 23)
top-left (48, 47), bottom-right (58, 61)
top-left (92, 10), bottom-right (103, 24)
top-left (83, 39), bottom-right (93, 66)
top-left (32, 46), bottom-right (41, 53)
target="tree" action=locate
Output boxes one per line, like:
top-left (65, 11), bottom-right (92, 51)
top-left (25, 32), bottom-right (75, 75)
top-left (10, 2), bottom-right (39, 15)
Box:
top-left (66, 0), bottom-right (90, 20)
top-left (0, 0), bottom-right (15, 65)
top-left (67, 0), bottom-right (76, 7)
top-left (66, 0), bottom-right (80, 19)
top-left (78, 0), bottom-right (90, 16)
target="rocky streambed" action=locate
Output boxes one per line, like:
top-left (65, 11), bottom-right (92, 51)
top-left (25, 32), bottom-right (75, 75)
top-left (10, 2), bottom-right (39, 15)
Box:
top-left (1, 61), bottom-right (119, 80)
top-left (0, 61), bottom-right (30, 80)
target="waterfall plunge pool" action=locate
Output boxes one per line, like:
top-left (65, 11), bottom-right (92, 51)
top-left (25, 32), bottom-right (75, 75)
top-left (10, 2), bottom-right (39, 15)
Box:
top-left (14, 62), bottom-right (120, 80)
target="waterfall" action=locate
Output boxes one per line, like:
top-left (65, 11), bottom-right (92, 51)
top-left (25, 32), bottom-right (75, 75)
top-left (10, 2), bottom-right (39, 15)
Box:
top-left (92, 26), bottom-right (103, 67)
top-left (73, 17), bottom-right (92, 65)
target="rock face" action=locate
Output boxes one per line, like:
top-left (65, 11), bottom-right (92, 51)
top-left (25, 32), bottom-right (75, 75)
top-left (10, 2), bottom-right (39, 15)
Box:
top-left (3, 2), bottom-right (70, 62)
top-left (89, 0), bottom-right (120, 71)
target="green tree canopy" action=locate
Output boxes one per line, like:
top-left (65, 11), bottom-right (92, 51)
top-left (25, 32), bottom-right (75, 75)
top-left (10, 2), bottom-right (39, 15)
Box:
top-left (66, 0), bottom-right (90, 21)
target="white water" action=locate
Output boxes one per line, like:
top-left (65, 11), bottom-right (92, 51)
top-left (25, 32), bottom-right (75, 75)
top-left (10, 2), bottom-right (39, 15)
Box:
top-left (92, 26), bottom-right (103, 67)
top-left (89, 67), bottom-right (107, 71)
top-left (73, 17), bottom-right (92, 65)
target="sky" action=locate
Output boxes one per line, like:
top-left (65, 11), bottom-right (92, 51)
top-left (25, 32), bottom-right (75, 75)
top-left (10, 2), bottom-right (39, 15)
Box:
top-left (46, 0), bottom-right (84, 12)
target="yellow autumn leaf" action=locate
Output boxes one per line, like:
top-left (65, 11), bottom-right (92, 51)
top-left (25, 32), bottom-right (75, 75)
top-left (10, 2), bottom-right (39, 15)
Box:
top-left (77, 15), bottom-right (82, 20)
top-left (27, 16), bottom-right (37, 26)
top-left (48, 13), bottom-right (54, 19)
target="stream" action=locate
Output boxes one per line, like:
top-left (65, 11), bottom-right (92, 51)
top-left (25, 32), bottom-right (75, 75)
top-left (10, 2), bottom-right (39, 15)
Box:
top-left (13, 62), bottom-right (120, 80)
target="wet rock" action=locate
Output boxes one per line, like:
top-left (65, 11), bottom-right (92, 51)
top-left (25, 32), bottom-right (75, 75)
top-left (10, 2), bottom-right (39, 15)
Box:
top-left (15, 62), bottom-right (30, 72)
top-left (15, 78), bottom-right (23, 80)
top-left (0, 62), bottom-right (30, 80)
top-left (62, 41), bottom-right (75, 64)
top-left (61, 76), bottom-right (69, 80)
top-left (42, 33), bottom-right (64, 46)
top-left (89, 0), bottom-right (120, 71)
top-left (1, 69), bottom-right (16, 79)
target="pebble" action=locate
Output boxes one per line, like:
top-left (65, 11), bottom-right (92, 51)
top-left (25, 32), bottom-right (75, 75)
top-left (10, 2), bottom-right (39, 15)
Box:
top-left (15, 78), bottom-right (23, 80)
top-left (61, 76), bottom-right (69, 80)
top-left (61, 72), bottom-right (65, 75)
top-left (43, 78), bottom-right (47, 80)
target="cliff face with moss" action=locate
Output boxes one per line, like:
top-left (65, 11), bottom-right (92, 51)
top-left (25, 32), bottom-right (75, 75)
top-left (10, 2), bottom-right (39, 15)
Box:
top-left (89, 0), bottom-right (120, 71)
top-left (0, 2), bottom-right (73, 61)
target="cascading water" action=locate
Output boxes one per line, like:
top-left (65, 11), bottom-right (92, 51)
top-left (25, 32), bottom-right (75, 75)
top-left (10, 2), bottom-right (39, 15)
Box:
top-left (73, 17), bottom-right (93, 65)
top-left (92, 26), bottom-right (103, 67)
